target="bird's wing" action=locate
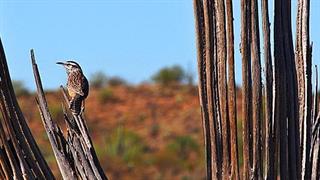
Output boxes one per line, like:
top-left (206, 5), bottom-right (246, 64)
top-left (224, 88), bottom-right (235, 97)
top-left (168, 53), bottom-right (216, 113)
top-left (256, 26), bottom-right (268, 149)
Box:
top-left (68, 71), bottom-right (85, 96)
top-left (82, 76), bottom-right (89, 98)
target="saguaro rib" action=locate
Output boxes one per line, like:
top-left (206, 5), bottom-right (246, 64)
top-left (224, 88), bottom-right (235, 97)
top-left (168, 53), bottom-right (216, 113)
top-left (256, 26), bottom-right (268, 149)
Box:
top-left (251, 0), bottom-right (262, 178)
top-left (193, 0), bottom-right (215, 179)
top-left (203, 0), bottom-right (221, 179)
top-left (241, 0), bottom-right (253, 179)
top-left (301, 0), bottom-right (312, 179)
top-left (226, 0), bottom-right (239, 179)
top-left (261, 0), bottom-right (275, 179)
top-left (214, 0), bottom-right (230, 178)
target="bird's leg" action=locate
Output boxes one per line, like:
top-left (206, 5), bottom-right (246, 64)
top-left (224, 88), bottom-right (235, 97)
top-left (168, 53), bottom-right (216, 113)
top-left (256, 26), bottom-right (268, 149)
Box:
top-left (69, 98), bottom-right (74, 109)
top-left (80, 100), bottom-right (85, 114)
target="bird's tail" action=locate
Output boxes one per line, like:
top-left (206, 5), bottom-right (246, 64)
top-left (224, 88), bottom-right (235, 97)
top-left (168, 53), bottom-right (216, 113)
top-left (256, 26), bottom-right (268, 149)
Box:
top-left (70, 94), bottom-right (83, 115)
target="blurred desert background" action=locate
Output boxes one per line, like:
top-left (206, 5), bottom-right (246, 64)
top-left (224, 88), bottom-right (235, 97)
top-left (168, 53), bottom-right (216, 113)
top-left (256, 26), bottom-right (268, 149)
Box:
top-left (14, 66), bottom-right (197, 179)
top-left (13, 65), bottom-right (243, 180)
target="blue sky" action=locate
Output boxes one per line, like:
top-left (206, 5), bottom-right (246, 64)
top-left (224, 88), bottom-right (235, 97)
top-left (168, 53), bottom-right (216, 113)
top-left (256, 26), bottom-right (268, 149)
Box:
top-left (0, 0), bottom-right (319, 90)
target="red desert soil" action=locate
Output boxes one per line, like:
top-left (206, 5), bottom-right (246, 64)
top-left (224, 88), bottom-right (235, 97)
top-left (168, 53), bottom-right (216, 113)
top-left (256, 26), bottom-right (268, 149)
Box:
top-left (18, 84), bottom-right (243, 179)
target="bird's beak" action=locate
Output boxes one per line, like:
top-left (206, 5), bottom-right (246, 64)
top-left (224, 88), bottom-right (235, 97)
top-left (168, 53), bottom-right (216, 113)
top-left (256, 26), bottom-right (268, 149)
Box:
top-left (56, 61), bottom-right (65, 66)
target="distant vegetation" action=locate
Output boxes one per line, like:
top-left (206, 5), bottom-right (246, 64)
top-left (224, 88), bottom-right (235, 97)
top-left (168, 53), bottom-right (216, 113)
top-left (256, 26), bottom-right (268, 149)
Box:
top-left (103, 126), bottom-right (201, 175)
top-left (98, 88), bottom-right (117, 104)
top-left (13, 65), bottom-right (194, 96)
top-left (105, 125), bottom-right (148, 167)
top-left (152, 65), bottom-right (188, 85)
top-left (90, 71), bottom-right (127, 89)
top-left (90, 71), bottom-right (108, 88)
top-left (90, 65), bottom-right (194, 89)
top-left (12, 80), bottom-right (30, 96)
top-left (108, 76), bottom-right (127, 87)
top-left (165, 135), bottom-right (200, 169)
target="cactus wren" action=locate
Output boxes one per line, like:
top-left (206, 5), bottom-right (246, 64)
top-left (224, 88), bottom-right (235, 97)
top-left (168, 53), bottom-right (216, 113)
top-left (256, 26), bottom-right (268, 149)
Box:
top-left (57, 61), bottom-right (89, 115)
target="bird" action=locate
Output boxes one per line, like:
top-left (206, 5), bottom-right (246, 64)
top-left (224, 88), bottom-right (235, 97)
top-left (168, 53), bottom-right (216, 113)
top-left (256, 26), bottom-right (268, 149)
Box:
top-left (56, 61), bottom-right (89, 115)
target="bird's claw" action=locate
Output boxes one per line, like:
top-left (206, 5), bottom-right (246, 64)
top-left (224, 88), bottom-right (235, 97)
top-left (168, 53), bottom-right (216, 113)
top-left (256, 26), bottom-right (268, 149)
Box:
top-left (80, 106), bottom-right (85, 115)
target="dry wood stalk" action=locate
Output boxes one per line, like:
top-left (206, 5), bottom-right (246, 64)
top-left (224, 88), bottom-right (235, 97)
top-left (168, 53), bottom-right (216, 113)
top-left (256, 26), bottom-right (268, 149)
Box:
top-left (250, 0), bottom-right (263, 178)
top-left (283, 1), bottom-right (300, 178)
top-left (202, 0), bottom-right (221, 178)
top-left (311, 66), bottom-right (320, 179)
top-left (226, 0), bottom-right (239, 179)
top-left (261, 0), bottom-right (275, 179)
top-left (193, 1), bottom-right (213, 179)
top-left (300, 0), bottom-right (312, 179)
top-left (194, 0), bottom-right (319, 179)
top-left (213, 0), bottom-right (231, 178)
top-left (274, 0), bottom-right (293, 178)
top-left (240, 0), bottom-right (253, 179)
top-left (0, 38), bottom-right (54, 180)
top-left (31, 50), bottom-right (108, 180)
top-left (194, 0), bottom-right (235, 179)
top-left (194, 0), bottom-right (221, 179)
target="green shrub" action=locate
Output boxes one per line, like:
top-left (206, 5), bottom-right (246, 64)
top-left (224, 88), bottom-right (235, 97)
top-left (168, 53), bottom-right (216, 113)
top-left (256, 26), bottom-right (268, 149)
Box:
top-left (152, 135), bottom-right (200, 172)
top-left (90, 72), bottom-right (128, 89)
top-left (105, 126), bottom-right (148, 167)
top-left (98, 88), bottom-right (116, 104)
top-left (166, 135), bottom-right (200, 170)
top-left (12, 80), bottom-right (30, 97)
top-left (90, 71), bottom-right (108, 88)
top-left (167, 135), bottom-right (199, 160)
top-left (152, 65), bottom-right (186, 85)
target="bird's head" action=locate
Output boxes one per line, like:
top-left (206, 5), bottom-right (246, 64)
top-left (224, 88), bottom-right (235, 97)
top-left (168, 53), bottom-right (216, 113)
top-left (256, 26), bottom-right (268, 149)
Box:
top-left (56, 60), bottom-right (82, 73)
